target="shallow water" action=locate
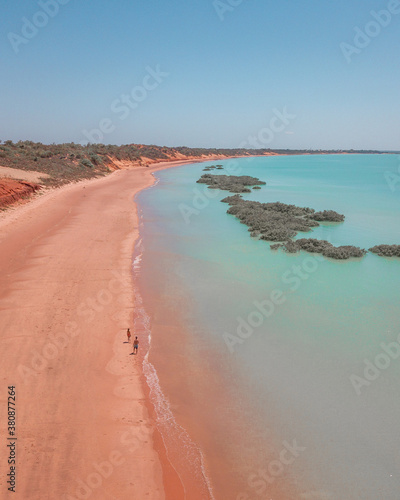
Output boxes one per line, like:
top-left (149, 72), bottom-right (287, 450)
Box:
top-left (136, 154), bottom-right (400, 499)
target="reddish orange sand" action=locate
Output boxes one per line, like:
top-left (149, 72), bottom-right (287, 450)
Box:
top-left (0, 161), bottom-right (198, 500)
top-left (0, 178), bottom-right (41, 208)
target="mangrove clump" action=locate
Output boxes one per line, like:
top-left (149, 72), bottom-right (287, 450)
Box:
top-left (369, 245), bottom-right (400, 257)
top-left (311, 210), bottom-right (345, 222)
top-left (271, 239), bottom-right (366, 259)
top-left (201, 174), bottom-right (399, 261)
top-left (197, 174), bottom-right (266, 193)
top-left (223, 197), bottom-right (327, 241)
top-left (219, 193), bottom-right (365, 259)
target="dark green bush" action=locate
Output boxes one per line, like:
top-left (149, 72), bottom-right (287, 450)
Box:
top-left (89, 153), bottom-right (102, 165)
top-left (369, 245), bottom-right (400, 257)
top-left (80, 159), bottom-right (94, 168)
top-left (38, 150), bottom-right (53, 158)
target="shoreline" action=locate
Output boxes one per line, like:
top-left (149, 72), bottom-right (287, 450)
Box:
top-left (1, 150), bottom-right (393, 212)
top-left (0, 160), bottom-right (199, 499)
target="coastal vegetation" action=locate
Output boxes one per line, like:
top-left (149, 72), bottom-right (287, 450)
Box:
top-left (312, 210), bottom-right (345, 222)
top-left (221, 193), bottom-right (348, 249)
top-left (271, 239), bottom-right (366, 259)
top-left (0, 140), bottom-right (388, 188)
top-left (369, 245), bottom-right (400, 257)
top-left (203, 165), bottom-right (224, 171)
top-left (197, 174), bottom-right (266, 193)
top-left (203, 173), bottom-right (397, 260)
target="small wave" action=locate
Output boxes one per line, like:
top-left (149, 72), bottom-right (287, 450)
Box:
top-left (143, 357), bottom-right (216, 500)
top-left (133, 249), bottom-right (142, 271)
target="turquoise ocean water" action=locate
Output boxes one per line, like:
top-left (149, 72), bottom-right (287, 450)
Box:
top-left (136, 155), bottom-right (400, 499)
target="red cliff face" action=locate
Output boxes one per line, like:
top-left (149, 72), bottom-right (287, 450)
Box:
top-left (0, 179), bottom-right (41, 208)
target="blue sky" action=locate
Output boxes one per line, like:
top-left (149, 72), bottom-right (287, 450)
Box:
top-left (1, 0), bottom-right (399, 149)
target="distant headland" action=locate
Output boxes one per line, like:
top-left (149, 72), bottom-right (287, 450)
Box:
top-left (0, 140), bottom-right (394, 208)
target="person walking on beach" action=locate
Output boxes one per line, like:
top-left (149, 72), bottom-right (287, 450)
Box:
top-left (127, 328), bottom-right (131, 343)
top-left (133, 336), bottom-right (139, 354)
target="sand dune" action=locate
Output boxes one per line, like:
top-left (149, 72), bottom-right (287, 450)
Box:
top-left (0, 165), bottom-right (50, 183)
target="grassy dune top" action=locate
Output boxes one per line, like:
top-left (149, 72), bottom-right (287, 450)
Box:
top-left (0, 140), bottom-right (386, 187)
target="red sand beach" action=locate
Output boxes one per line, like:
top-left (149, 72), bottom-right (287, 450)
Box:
top-left (0, 162), bottom-right (192, 499)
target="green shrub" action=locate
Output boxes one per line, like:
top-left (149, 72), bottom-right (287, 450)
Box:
top-left (89, 153), bottom-right (102, 165)
top-left (80, 159), bottom-right (94, 168)
top-left (39, 150), bottom-right (53, 158)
